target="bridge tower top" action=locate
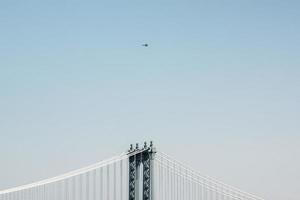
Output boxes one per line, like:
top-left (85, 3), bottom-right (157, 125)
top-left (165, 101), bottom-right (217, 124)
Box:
top-left (127, 141), bottom-right (156, 155)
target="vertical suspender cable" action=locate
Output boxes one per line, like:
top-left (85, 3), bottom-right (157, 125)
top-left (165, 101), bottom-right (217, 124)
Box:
top-left (120, 159), bottom-right (123, 200)
top-left (113, 162), bottom-right (116, 200)
top-left (107, 164), bottom-right (109, 200)
top-left (93, 170), bottom-right (96, 200)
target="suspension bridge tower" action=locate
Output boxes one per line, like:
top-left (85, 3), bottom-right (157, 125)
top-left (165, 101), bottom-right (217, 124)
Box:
top-left (128, 141), bottom-right (156, 200)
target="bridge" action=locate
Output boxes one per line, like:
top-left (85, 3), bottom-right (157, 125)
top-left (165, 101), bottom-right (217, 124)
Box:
top-left (0, 142), bottom-right (264, 200)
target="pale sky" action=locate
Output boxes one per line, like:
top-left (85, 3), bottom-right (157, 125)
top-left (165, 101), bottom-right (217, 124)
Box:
top-left (0, 1), bottom-right (300, 200)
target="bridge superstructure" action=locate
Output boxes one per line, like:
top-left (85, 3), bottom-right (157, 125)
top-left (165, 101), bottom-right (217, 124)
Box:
top-left (0, 142), bottom-right (264, 200)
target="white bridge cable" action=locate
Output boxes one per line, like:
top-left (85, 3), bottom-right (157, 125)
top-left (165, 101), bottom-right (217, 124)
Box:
top-left (155, 152), bottom-right (264, 200)
top-left (159, 152), bottom-right (257, 199)
top-left (0, 153), bottom-right (129, 200)
top-left (155, 160), bottom-right (243, 200)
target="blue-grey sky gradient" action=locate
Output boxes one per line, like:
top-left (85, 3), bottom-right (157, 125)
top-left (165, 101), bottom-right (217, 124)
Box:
top-left (0, 1), bottom-right (300, 200)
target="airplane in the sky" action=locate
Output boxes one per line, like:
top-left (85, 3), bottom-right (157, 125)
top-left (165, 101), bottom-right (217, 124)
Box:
top-left (142, 43), bottom-right (149, 47)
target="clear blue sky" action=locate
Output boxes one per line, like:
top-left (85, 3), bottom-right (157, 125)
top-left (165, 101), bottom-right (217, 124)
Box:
top-left (0, 1), bottom-right (299, 199)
